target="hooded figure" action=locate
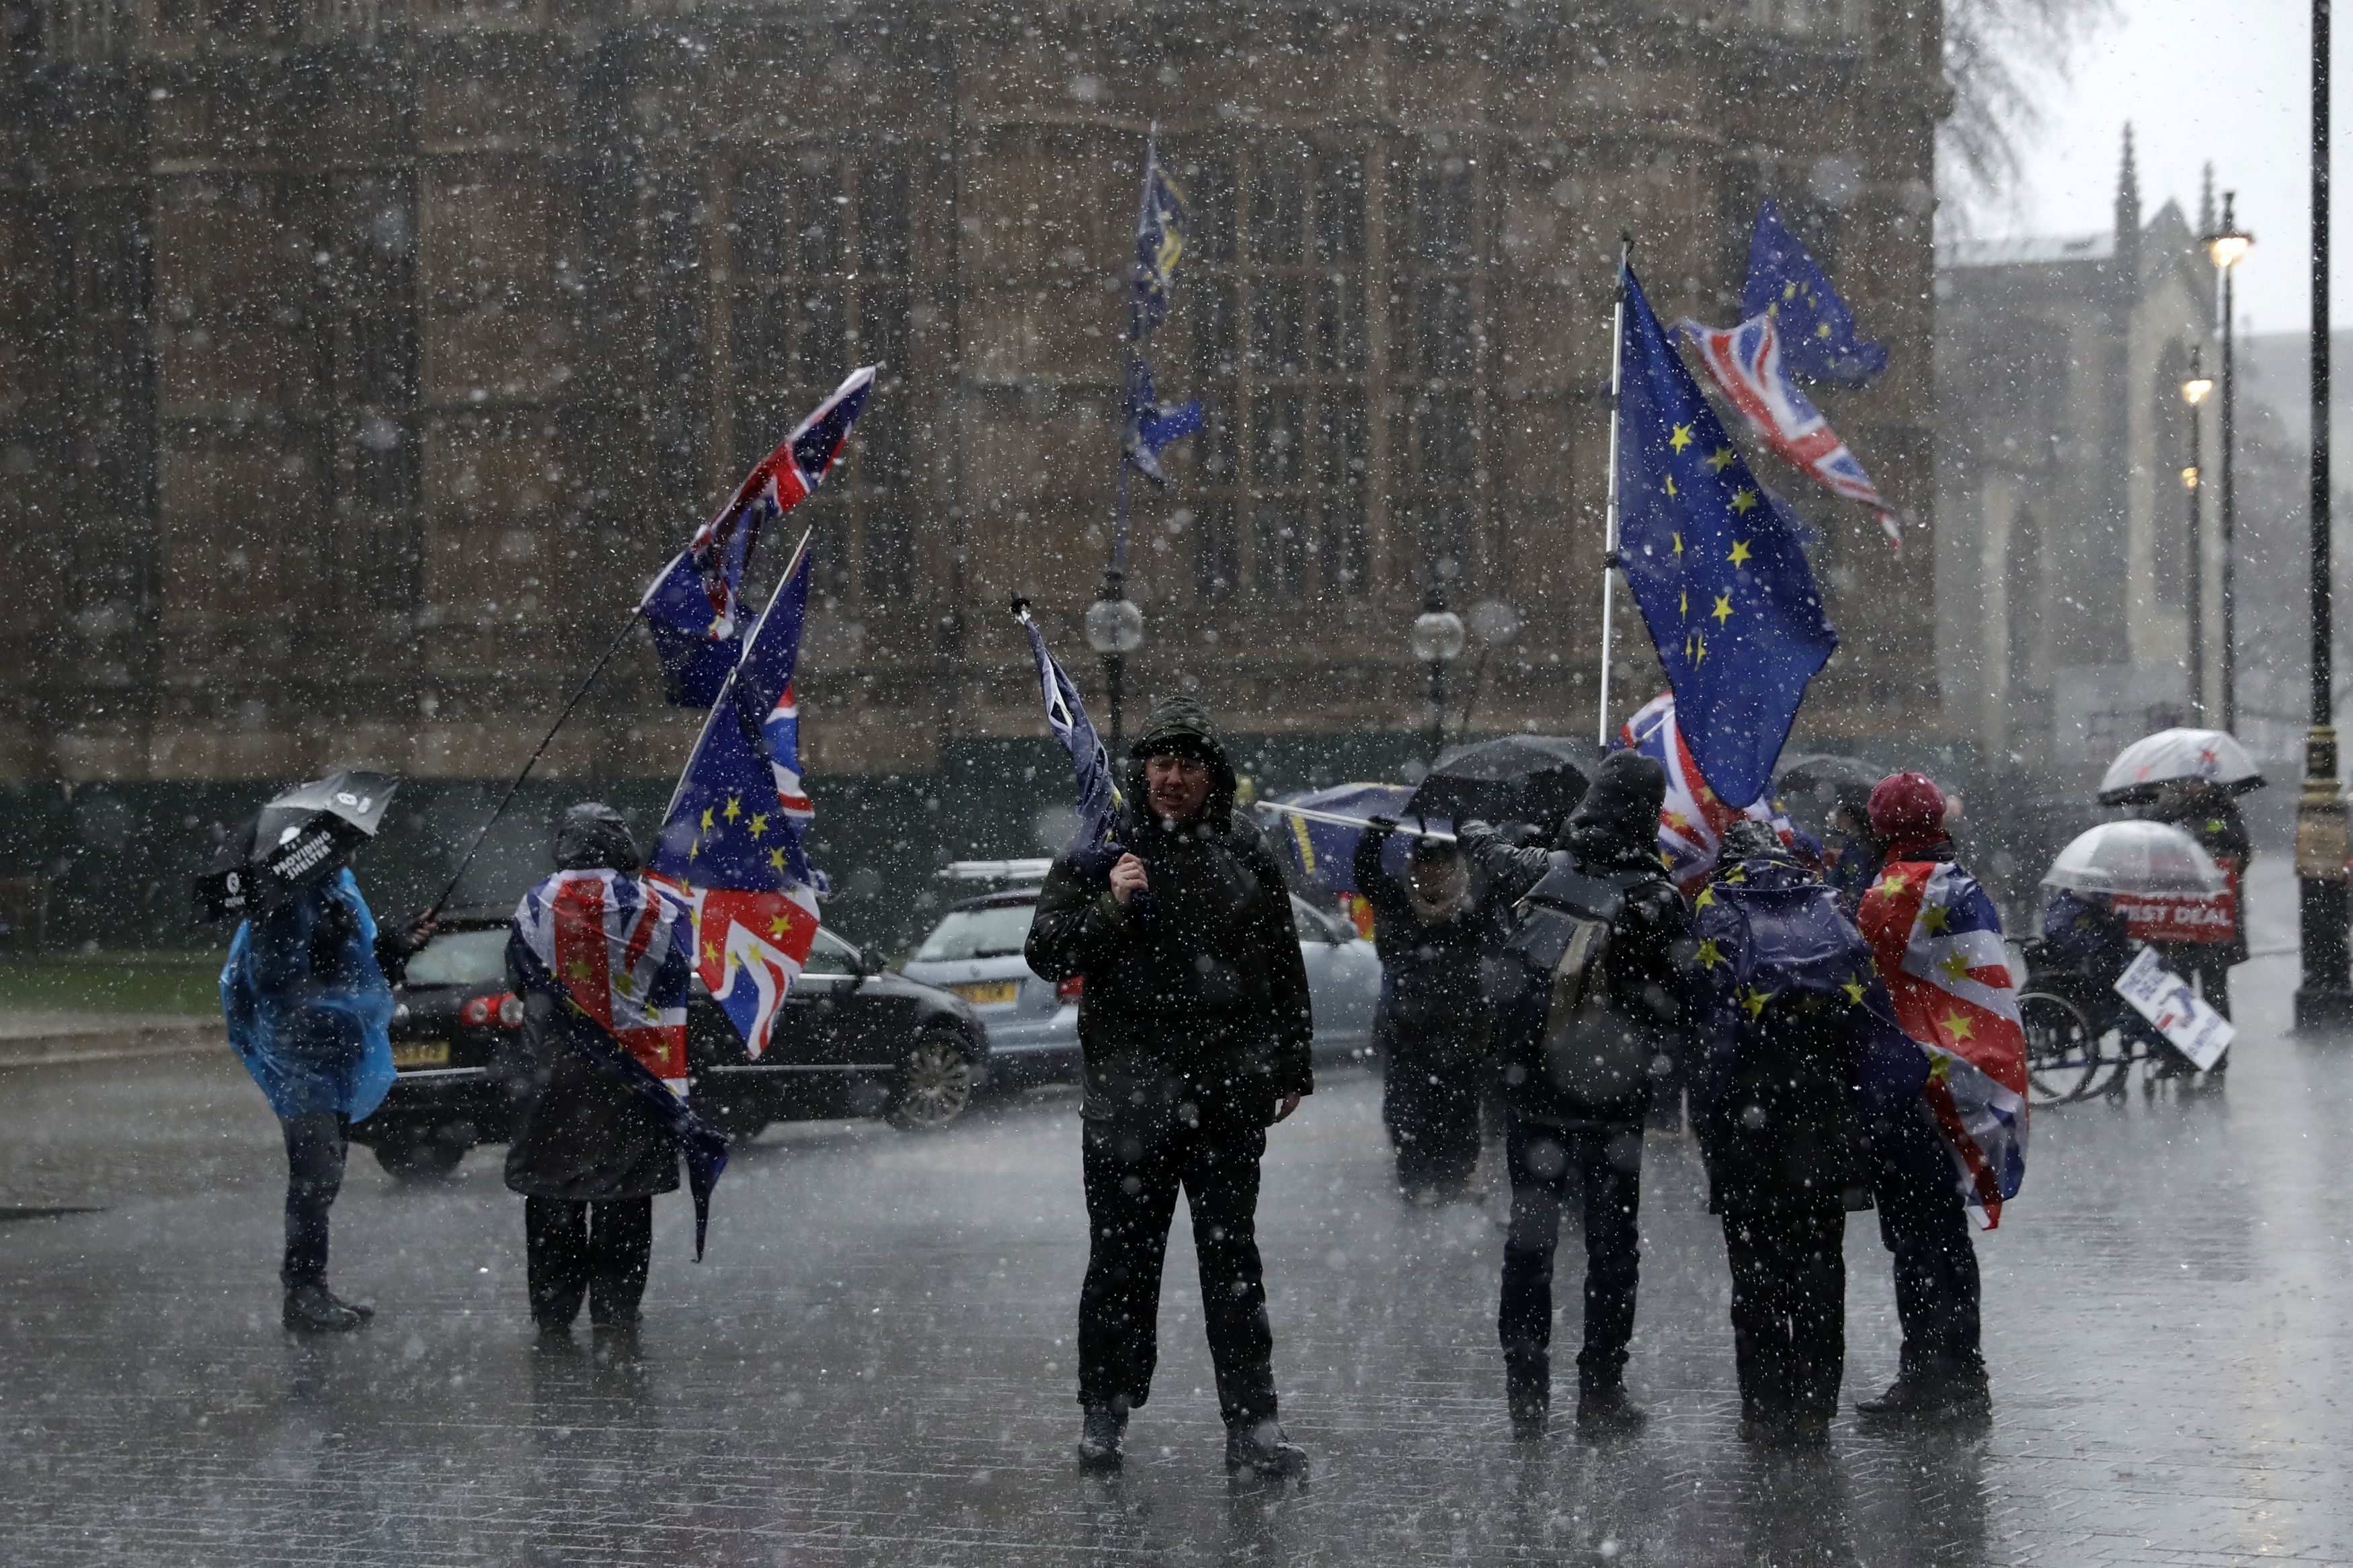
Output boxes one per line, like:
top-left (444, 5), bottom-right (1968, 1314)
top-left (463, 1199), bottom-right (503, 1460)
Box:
top-left (221, 864), bottom-right (407, 1333)
top-left (1353, 823), bottom-right (1499, 1202)
top-left (1025, 696), bottom-right (1314, 1480)
top-left (504, 802), bottom-right (703, 1348)
top-left (1455, 747), bottom-right (1690, 1440)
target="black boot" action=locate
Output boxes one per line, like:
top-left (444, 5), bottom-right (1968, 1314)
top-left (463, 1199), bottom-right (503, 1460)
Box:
top-left (323, 1288), bottom-right (374, 1324)
top-left (1574, 1377), bottom-right (1647, 1440)
top-left (282, 1284), bottom-right (366, 1334)
top-left (1224, 1417), bottom-right (1309, 1480)
top-left (1076, 1406), bottom-right (1127, 1472)
top-left (1857, 1369), bottom-right (1989, 1424)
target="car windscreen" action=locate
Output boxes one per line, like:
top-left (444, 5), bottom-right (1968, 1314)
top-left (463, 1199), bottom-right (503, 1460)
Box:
top-left (914, 901), bottom-right (1037, 962)
top-left (401, 928), bottom-right (511, 989)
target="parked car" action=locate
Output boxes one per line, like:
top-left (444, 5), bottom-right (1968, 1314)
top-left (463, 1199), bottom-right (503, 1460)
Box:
top-left (352, 909), bottom-right (989, 1180)
top-left (900, 864), bottom-right (1383, 1086)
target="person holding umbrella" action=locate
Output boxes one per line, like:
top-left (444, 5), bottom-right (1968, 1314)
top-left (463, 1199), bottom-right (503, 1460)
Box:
top-left (216, 772), bottom-right (433, 1334)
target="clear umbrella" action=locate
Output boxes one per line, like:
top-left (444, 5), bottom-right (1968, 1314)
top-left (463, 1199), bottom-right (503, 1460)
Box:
top-left (2040, 820), bottom-right (2227, 897)
top-left (2097, 728), bottom-right (2265, 805)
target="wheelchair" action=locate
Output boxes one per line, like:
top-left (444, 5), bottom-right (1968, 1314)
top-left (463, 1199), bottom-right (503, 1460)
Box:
top-left (2012, 936), bottom-right (2163, 1106)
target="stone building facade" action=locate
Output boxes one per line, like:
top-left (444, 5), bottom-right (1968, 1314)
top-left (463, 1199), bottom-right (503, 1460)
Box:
top-left (2, 0), bottom-right (1943, 807)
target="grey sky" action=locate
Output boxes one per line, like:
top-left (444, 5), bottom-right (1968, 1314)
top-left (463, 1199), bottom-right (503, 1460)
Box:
top-left (1982, 0), bottom-right (2347, 339)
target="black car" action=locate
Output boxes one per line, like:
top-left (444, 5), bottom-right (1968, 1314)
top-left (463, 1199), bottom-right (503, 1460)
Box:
top-left (353, 910), bottom-right (990, 1180)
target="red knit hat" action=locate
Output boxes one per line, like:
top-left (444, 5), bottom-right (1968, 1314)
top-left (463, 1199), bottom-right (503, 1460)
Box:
top-left (1866, 772), bottom-right (1946, 841)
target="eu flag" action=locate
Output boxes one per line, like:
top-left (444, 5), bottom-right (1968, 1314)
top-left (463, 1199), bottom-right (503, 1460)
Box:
top-left (1121, 355), bottom-right (1202, 484)
top-left (1131, 155), bottom-right (1189, 339)
top-left (1014, 604), bottom-right (1120, 850)
top-left (1616, 264), bottom-right (1837, 809)
top-left (1742, 197), bottom-right (1887, 387)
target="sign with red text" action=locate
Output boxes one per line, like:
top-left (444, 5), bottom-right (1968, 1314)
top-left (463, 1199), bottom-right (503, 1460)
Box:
top-left (2110, 858), bottom-right (2239, 946)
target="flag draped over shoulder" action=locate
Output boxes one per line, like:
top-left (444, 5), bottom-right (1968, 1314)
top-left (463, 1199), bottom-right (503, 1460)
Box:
top-left (1616, 692), bottom-right (1794, 896)
top-left (645, 534), bottom-right (824, 1061)
top-left (1743, 196), bottom-right (1887, 387)
top-left (1859, 859), bottom-right (2030, 1228)
top-left (1015, 603), bottom-right (1119, 852)
top-left (1679, 313), bottom-right (1901, 555)
top-left (639, 368), bottom-right (875, 707)
top-left (508, 868), bottom-right (730, 1259)
top-left (1614, 264), bottom-right (1837, 810)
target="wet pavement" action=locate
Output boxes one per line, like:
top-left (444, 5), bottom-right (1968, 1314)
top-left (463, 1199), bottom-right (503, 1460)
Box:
top-left (3, 860), bottom-right (2350, 1565)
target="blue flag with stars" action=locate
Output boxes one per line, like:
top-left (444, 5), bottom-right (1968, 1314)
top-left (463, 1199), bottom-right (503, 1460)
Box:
top-left (1616, 263), bottom-right (1837, 809)
top-left (1743, 196), bottom-right (1887, 387)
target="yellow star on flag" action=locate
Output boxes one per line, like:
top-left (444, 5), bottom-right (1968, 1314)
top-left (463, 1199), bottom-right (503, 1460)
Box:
top-left (768, 847), bottom-right (787, 872)
top-left (748, 813), bottom-right (768, 839)
top-left (1665, 810), bottom-right (1693, 834)
top-left (768, 913), bottom-right (795, 939)
top-left (1921, 903), bottom-right (1950, 936)
top-left (1872, 872), bottom-right (1910, 901)
top-left (1711, 592), bottom-right (1734, 625)
top-left (1663, 474), bottom-right (1677, 498)
top-left (1728, 538), bottom-right (1753, 567)
top-left (564, 958), bottom-right (591, 982)
top-left (1693, 885), bottom-right (1716, 909)
top-left (699, 807), bottom-right (714, 832)
top-left (1673, 531), bottom-right (1683, 556)
top-left (1943, 1010), bottom-right (1975, 1042)
top-left (1841, 973), bottom-right (1866, 1005)
top-left (1741, 986), bottom-right (1773, 1020)
top-left (613, 972), bottom-right (635, 997)
top-left (1937, 948), bottom-right (1972, 985)
top-left (723, 796), bottom-right (742, 824)
top-left (1668, 423), bottom-right (1695, 452)
top-left (701, 939), bottom-right (721, 964)
top-left (1696, 936), bottom-right (1726, 969)
top-left (1730, 489), bottom-right (1759, 515)
top-left (1708, 446), bottom-right (1735, 472)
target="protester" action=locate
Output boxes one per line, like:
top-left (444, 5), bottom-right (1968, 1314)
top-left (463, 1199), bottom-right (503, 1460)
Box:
top-left (1853, 772), bottom-right (1993, 1423)
top-left (2139, 778), bottom-right (2249, 1078)
top-left (221, 865), bottom-right (432, 1333)
top-left (1458, 749), bottom-right (1687, 1440)
top-left (1353, 820), bottom-right (1498, 1203)
top-left (503, 802), bottom-right (708, 1354)
top-left (1685, 821), bottom-right (1911, 1446)
top-left (1024, 697), bottom-right (1314, 1479)
top-left (1821, 784), bottom-right (1884, 916)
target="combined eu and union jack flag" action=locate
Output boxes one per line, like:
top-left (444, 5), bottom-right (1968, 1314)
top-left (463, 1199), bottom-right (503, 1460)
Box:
top-left (1744, 196), bottom-right (1887, 387)
top-left (646, 532), bottom-right (824, 1061)
top-left (1614, 263), bottom-right (1838, 812)
top-left (1014, 602), bottom-right (1121, 852)
top-left (639, 367), bottom-right (876, 708)
top-left (1859, 857), bottom-right (2031, 1229)
top-left (1680, 312), bottom-right (1902, 555)
top-left (1616, 692), bottom-right (1796, 896)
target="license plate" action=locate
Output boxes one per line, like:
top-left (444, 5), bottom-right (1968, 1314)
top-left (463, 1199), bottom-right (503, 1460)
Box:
top-left (951, 981), bottom-right (1020, 1005)
top-left (392, 1040), bottom-right (450, 1069)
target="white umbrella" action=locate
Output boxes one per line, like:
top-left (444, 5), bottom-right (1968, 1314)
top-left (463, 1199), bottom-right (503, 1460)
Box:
top-left (2097, 728), bottom-right (2265, 804)
top-left (2040, 821), bottom-right (2227, 897)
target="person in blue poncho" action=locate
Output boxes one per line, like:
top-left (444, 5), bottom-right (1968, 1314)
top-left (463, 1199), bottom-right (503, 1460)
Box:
top-left (221, 864), bottom-right (433, 1333)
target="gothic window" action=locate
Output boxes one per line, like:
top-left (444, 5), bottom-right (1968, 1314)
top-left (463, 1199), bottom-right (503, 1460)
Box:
top-left (1394, 141), bottom-right (1488, 582)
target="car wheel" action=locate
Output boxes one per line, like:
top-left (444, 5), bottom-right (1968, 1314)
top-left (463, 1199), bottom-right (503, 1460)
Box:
top-left (886, 1027), bottom-right (977, 1132)
top-left (373, 1136), bottom-right (467, 1182)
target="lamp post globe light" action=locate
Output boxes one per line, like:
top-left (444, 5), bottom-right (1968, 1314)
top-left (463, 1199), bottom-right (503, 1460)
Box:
top-left (1412, 585), bottom-right (1468, 763)
top-left (2294, 0), bottom-right (2352, 1029)
top-left (2180, 352), bottom-right (2215, 720)
top-left (2200, 192), bottom-right (2252, 733)
top-left (1085, 571), bottom-right (1145, 746)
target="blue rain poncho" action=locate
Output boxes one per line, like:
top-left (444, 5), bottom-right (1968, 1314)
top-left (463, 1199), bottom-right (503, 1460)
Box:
top-left (220, 869), bottom-right (398, 1122)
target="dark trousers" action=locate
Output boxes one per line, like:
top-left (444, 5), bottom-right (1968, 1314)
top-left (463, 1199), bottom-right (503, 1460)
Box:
top-left (1497, 1118), bottom-right (1643, 1391)
top-left (1867, 1104), bottom-right (1983, 1383)
top-left (1381, 1024), bottom-right (1484, 1193)
top-left (1722, 1207), bottom-right (1847, 1422)
top-left (280, 1112), bottom-right (350, 1290)
top-left (1077, 1103), bottom-right (1276, 1428)
top-left (524, 1196), bottom-right (655, 1329)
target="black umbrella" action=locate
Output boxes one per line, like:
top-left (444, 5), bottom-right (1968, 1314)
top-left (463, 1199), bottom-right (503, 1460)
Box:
top-left (194, 771), bottom-right (401, 922)
top-left (1772, 753), bottom-right (1882, 829)
top-left (1404, 735), bottom-right (1601, 833)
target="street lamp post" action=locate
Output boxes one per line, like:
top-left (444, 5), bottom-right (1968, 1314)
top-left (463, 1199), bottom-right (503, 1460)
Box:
top-left (1410, 585), bottom-right (1467, 764)
top-left (2202, 194), bottom-right (2254, 733)
top-left (1084, 570), bottom-right (1145, 747)
top-left (2181, 355), bottom-right (2215, 720)
top-left (2294, 0), bottom-right (2352, 1029)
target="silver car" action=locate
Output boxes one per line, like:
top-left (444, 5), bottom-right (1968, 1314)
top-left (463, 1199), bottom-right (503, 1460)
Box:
top-left (900, 865), bottom-right (1382, 1087)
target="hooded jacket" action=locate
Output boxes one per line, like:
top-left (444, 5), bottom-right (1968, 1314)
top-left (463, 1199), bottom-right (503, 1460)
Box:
top-left (1025, 697), bottom-right (1315, 1121)
top-left (1458, 749), bottom-right (1689, 1126)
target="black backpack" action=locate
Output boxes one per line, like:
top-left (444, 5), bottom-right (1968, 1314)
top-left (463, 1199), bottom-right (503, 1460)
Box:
top-left (1501, 858), bottom-right (1664, 1106)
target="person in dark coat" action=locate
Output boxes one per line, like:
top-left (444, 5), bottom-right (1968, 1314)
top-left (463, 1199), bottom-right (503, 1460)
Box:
top-left (503, 803), bottom-right (696, 1348)
top-left (1685, 821), bottom-right (1916, 1447)
top-left (1457, 749), bottom-right (1688, 1440)
top-left (1354, 821), bottom-right (1497, 1202)
top-left (1024, 697), bottom-right (1316, 1479)
top-left (222, 864), bottom-right (432, 1333)
top-left (2141, 780), bottom-right (2250, 1077)
top-left (1821, 786), bottom-right (1884, 917)
top-left (1852, 772), bottom-right (1992, 1423)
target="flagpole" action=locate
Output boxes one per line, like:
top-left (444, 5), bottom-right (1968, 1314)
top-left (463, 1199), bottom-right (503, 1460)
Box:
top-left (1597, 235), bottom-right (1631, 747)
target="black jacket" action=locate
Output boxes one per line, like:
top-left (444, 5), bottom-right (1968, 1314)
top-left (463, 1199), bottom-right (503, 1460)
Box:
top-left (501, 958), bottom-right (680, 1200)
top-left (1025, 698), bottom-right (1314, 1122)
top-left (1352, 825), bottom-right (1499, 1039)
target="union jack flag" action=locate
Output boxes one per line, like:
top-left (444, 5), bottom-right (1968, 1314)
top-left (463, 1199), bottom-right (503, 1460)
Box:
top-left (1859, 858), bottom-right (2030, 1228)
top-left (510, 869), bottom-right (694, 1089)
top-left (1615, 692), bottom-right (1794, 895)
top-left (646, 532), bottom-right (824, 1059)
top-left (639, 367), bottom-right (876, 706)
top-left (1679, 314), bottom-right (1901, 555)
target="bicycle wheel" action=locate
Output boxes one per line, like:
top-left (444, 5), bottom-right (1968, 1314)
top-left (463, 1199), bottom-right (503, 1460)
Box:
top-left (2017, 990), bottom-right (2103, 1105)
